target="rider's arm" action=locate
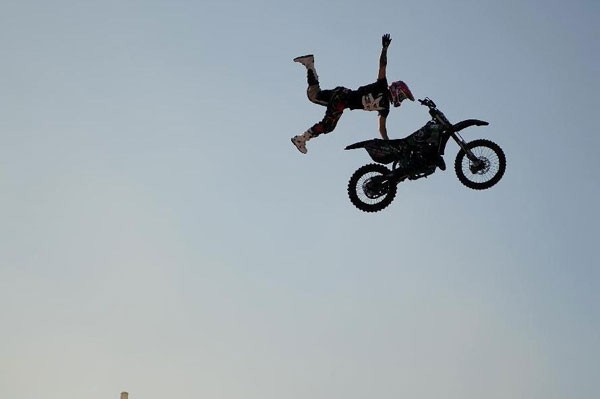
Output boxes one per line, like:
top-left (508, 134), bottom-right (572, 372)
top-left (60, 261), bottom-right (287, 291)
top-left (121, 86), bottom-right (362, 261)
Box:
top-left (378, 34), bottom-right (391, 80)
top-left (379, 115), bottom-right (389, 140)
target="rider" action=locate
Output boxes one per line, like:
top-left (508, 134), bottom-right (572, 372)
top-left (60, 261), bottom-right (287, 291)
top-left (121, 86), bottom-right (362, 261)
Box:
top-left (291, 33), bottom-right (415, 154)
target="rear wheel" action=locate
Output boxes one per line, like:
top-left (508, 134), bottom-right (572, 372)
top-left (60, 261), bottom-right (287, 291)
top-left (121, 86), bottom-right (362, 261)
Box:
top-left (455, 139), bottom-right (506, 190)
top-left (348, 164), bottom-right (397, 212)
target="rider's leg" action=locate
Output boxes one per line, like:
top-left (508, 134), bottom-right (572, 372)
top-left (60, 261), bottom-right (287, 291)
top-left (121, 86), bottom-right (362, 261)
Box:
top-left (291, 88), bottom-right (348, 154)
top-left (309, 93), bottom-right (346, 137)
top-left (294, 54), bottom-right (330, 106)
top-left (307, 86), bottom-right (332, 106)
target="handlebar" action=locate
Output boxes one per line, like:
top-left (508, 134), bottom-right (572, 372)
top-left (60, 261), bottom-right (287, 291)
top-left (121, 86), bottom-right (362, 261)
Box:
top-left (419, 97), bottom-right (452, 126)
top-left (418, 98), bottom-right (437, 108)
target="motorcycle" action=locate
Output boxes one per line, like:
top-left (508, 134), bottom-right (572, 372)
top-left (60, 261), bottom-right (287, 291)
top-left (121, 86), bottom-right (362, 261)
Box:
top-left (345, 98), bottom-right (506, 212)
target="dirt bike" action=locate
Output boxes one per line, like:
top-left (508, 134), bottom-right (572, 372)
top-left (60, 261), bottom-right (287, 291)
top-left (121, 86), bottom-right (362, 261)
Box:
top-left (345, 97), bottom-right (506, 212)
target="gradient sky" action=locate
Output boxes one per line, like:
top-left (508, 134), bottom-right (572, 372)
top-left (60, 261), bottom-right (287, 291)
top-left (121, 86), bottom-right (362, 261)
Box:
top-left (1, 1), bottom-right (598, 399)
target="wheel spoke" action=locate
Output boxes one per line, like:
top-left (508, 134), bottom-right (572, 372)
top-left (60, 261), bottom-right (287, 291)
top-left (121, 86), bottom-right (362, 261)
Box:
top-left (348, 163), bottom-right (397, 212)
top-left (355, 172), bottom-right (389, 205)
top-left (462, 145), bottom-right (501, 184)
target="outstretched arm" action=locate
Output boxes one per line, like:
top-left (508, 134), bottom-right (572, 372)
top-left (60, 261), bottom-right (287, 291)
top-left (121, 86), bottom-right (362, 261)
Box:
top-left (379, 115), bottom-right (389, 140)
top-left (378, 34), bottom-right (391, 80)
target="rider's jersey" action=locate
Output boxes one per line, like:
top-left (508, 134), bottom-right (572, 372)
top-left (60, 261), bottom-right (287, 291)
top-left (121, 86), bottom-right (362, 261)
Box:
top-left (346, 77), bottom-right (390, 117)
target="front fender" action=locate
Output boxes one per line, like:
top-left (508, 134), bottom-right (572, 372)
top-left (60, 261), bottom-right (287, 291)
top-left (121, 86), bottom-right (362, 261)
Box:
top-left (439, 119), bottom-right (489, 155)
top-left (452, 119), bottom-right (489, 132)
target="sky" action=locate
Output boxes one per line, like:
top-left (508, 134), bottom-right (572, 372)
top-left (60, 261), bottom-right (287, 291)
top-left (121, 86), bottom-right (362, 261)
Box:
top-left (0, 0), bottom-right (598, 398)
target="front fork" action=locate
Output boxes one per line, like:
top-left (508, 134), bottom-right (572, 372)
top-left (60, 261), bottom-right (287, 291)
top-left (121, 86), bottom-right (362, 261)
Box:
top-left (451, 132), bottom-right (482, 166)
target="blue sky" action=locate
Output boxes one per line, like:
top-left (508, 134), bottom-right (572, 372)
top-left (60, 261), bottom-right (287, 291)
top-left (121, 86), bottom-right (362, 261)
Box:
top-left (1, 1), bottom-right (598, 398)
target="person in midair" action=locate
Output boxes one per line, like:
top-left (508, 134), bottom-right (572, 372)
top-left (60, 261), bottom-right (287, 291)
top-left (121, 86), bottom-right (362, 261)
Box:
top-left (291, 34), bottom-right (415, 154)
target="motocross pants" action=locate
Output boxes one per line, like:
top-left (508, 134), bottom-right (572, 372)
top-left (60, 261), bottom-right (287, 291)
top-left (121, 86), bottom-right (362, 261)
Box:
top-left (306, 85), bottom-right (351, 137)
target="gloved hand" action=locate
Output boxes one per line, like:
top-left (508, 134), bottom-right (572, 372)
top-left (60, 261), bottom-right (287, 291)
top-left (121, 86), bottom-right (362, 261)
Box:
top-left (382, 33), bottom-right (392, 48)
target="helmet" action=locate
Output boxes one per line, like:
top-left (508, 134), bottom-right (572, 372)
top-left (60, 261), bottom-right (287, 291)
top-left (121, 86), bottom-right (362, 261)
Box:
top-left (389, 81), bottom-right (415, 107)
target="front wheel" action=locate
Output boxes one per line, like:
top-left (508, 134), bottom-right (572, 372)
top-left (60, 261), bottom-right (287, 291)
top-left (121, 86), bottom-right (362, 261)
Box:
top-left (348, 164), bottom-right (397, 212)
top-left (455, 139), bottom-right (506, 190)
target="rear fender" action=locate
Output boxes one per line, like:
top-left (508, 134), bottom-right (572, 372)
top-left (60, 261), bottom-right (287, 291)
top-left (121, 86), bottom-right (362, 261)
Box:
top-left (344, 139), bottom-right (382, 150)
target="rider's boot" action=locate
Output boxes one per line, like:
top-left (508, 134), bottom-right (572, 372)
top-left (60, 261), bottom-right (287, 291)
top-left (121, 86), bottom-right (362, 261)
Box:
top-left (291, 130), bottom-right (313, 154)
top-left (294, 54), bottom-right (319, 85)
top-left (293, 54), bottom-right (314, 68)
